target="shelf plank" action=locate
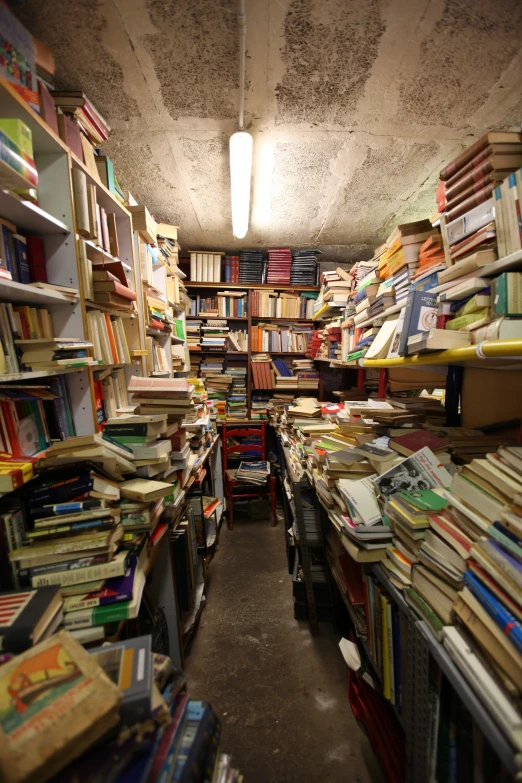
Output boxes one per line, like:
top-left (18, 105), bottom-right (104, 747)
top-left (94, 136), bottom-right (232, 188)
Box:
top-left (0, 278), bottom-right (78, 306)
top-left (251, 317), bottom-right (315, 323)
top-left (0, 76), bottom-right (68, 156)
top-left (0, 190), bottom-right (70, 234)
top-left (361, 338), bottom-right (522, 368)
top-left (85, 300), bottom-right (136, 318)
top-left (185, 282), bottom-right (320, 291)
top-left (186, 315), bottom-right (248, 321)
top-left (0, 366), bottom-right (87, 382)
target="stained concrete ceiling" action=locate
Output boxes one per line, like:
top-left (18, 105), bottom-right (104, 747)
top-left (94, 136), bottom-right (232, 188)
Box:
top-left (12, 0), bottom-right (522, 261)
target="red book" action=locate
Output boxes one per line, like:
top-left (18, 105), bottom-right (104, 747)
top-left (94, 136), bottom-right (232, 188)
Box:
top-left (26, 236), bottom-right (47, 283)
top-left (389, 430), bottom-right (449, 456)
top-left (93, 279), bottom-right (137, 301)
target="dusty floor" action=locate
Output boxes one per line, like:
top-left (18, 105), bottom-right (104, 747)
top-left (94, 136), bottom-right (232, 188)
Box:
top-left (185, 515), bottom-right (385, 782)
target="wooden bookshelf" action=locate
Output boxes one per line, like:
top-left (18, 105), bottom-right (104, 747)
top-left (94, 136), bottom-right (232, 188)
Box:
top-left (185, 282), bottom-right (320, 291)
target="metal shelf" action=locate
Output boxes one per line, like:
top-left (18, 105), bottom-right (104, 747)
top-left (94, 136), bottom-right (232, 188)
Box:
top-left (417, 622), bottom-right (521, 776)
top-left (0, 278), bottom-right (78, 306)
top-left (0, 190), bottom-right (70, 234)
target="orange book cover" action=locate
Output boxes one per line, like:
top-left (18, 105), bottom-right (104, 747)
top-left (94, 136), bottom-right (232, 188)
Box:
top-left (104, 314), bottom-right (119, 364)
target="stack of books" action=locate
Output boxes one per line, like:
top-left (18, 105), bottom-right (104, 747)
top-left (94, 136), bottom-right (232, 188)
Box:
top-left (0, 628), bottom-right (240, 782)
top-left (437, 130), bottom-right (522, 226)
top-left (235, 460), bottom-right (271, 485)
top-left (187, 320), bottom-right (202, 351)
top-left (52, 90), bottom-right (110, 148)
top-left (291, 249), bottom-right (320, 285)
top-left (239, 250), bottom-right (265, 283)
top-left (0, 119), bottom-right (38, 218)
top-left (200, 322), bottom-right (229, 351)
top-left (293, 359), bottom-right (320, 389)
top-left (266, 248), bottom-right (292, 284)
top-left (251, 290), bottom-right (318, 318)
top-left (250, 392), bottom-right (271, 420)
top-left (227, 361), bottom-right (248, 420)
top-left (378, 220), bottom-right (437, 281)
top-left (16, 336), bottom-right (96, 372)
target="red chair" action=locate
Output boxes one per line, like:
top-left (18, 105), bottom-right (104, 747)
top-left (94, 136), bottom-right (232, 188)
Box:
top-left (222, 422), bottom-right (276, 529)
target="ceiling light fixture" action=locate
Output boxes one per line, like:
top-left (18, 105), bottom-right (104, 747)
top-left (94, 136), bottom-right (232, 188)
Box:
top-left (230, 0), bottom-right (252, 240)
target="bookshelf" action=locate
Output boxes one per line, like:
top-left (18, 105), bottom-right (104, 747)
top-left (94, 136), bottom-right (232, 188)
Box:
top-left (185, 281), bottom-right (322, 420)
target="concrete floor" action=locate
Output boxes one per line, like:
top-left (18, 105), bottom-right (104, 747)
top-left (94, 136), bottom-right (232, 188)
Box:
top-left (185, 514), bottom-right (385, 783)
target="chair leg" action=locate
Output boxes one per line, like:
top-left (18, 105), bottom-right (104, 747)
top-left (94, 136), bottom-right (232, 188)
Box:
top-left (270, 476), bottom-right (276, 527)
top-left (227, 478), bottom-right (234, 530)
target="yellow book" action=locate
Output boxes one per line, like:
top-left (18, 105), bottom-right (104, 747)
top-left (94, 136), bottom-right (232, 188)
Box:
top-left (380, 593), bottom-right (391, 700)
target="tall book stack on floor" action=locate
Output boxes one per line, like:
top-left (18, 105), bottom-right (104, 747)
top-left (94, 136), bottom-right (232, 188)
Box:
top-left (0, 627), bottom-right (241, 783)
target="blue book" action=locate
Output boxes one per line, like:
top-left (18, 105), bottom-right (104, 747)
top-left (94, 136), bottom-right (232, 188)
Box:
top-left (12, 234), bottom-right (30, 284)
top-left (398, 290), bottom-right (437, 356)
top-left (463, 571), bottom-right (522, 653)
top-left (0, 224), bottom-right (15, 279)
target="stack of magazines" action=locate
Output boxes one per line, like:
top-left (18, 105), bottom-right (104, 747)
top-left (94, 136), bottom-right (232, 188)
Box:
top-left (291, 249), bottom-right (320, 285)
top-left (239, 250), bottom-right (265, 283)
top-left (235, 460), bottom-right (271, 485)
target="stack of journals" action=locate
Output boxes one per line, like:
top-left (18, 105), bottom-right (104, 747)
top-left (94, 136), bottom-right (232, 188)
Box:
top-left (188, 251), bottom-right (224, 282)
top-left (239, 250), bottom-right (265, 283)
top-left (128, 376), bottom-right (195, 421)
top-left (250, 392), bottom-right (271, 420)
top-left (293, 359), bottom-right (319, 389)
top-left (266, 248), bottom-right (292, 284)
top-left (290, 249), bottom-right (320, 285)
top-left (235, 460), bottom-right (270, 485)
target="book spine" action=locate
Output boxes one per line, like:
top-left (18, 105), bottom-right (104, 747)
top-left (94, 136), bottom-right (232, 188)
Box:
top-left (464, 572), bottom-right (522, 653)
top-left (380, 594), bottom-right (391, 699)
top-left (441, 138), bottom-right (491, 182)
top-left (445, 182), bottom-right (496, 223)
top-left (30, 554), bottom-right (126, 588)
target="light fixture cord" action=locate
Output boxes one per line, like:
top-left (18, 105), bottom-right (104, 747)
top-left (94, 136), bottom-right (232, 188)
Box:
top-left (237, 0), bottom-right (247, 130)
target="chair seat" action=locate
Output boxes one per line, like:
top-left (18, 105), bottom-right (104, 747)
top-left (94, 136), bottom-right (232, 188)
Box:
top-left (226, 468), bottom-right (270, 493)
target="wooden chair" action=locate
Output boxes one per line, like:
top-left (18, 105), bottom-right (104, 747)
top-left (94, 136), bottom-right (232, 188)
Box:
top-left (222, 422), bottom-right (276, 529)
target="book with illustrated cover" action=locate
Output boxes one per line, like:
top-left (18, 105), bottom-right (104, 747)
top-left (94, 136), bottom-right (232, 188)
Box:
top-left (0, 630), bottom-right (121, 783)
top-left (0, 586), bottom-right (62, 653)
top-left (372, 447), bottom-right (452, 499)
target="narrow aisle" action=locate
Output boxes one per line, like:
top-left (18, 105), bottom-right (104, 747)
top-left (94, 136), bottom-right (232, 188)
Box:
top-left (186, 519), bottom-right (385, 783)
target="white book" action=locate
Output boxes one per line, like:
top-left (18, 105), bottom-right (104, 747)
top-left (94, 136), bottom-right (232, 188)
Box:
top-left (446, 198), bottom-right (495, 246)
top-left (202, 254), bottom-right (209, 281)
top-left (494, 187), bottom-right (507, 260)
top-left (213, 254), bottom-right (221, 282)
top-left (196, 253), bottom-right (203, 282)
top-left (337, 477), bottom-right (381, 526)
top-left (365, 315), bottom-right (399, 359)
top-left (440, 277), bottom-right (491, 301)
top-left (190, 252), bottom-right (196, 281)
top-left (443, 626), bottom-right (522, 752)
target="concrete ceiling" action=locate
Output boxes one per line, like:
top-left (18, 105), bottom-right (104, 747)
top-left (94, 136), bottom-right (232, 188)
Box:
top-left (12, 0), bottom-right (522, 262)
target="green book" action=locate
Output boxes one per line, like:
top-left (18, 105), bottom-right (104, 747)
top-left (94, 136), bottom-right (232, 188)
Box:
top-left (455, 293), bottom-right (491, 318)
top-left (492, 272), bottom-right (522, 316)
top-left (404, 587), bottom-right (444, 641)
top-left (445, 307), bottom-right (489, 330)
top-left (398, 489), bottom-right (447, 512)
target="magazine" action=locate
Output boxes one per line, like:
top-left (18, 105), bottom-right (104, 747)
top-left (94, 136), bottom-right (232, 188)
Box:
top-left (371, 447), bottom-right (452, 498)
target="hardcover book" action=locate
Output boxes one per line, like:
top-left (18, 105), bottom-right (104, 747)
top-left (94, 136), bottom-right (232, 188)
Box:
top-left (0, 586), bottom-right (62, 653)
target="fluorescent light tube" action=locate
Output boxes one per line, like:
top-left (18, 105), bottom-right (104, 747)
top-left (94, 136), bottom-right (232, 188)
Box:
top-left (229, 130), bottom-right (253, 239)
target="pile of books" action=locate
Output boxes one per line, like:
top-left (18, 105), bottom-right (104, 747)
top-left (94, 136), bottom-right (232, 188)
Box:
top-left (267, 247), bottom-right (293, 284)
top-left (227, 361), bottom-right (248, 420)
top-left (239, 250), bottom-right (265, 283)
top-left (293, 359), bottom-right (320, 389)
top-left (187, 320), bottom-right (202, 350)
top-left (291, 249), bottom-right (320, 285)
top-left (0, 628), bottom-right (241, 782)
top-left (200, 321), bottom-right (229, 351)
top-left (250, 392), bottom-right (271, 420)
top-left (235, 460), bottom-right (271, 485)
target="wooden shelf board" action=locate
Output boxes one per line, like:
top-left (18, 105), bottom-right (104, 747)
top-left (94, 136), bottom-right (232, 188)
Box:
top-left (85, 300), bottom-right (136, 318)
top-left (186, 315), bottom-right (248, 321)
top-left (0, 278), bottom-right (78, 306)
top-left (185, 282), bottom-right (320, 291)
top-left (0, 366), bottom-right (88, 382)
top-left (0, 76), bottom-right (68, 156)
top-left (83, 238), bottom-right (131, 270)
top-left (251, 317), bottom-right (314, 323)
top-left (0, 190), bottom-right (70, 234)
